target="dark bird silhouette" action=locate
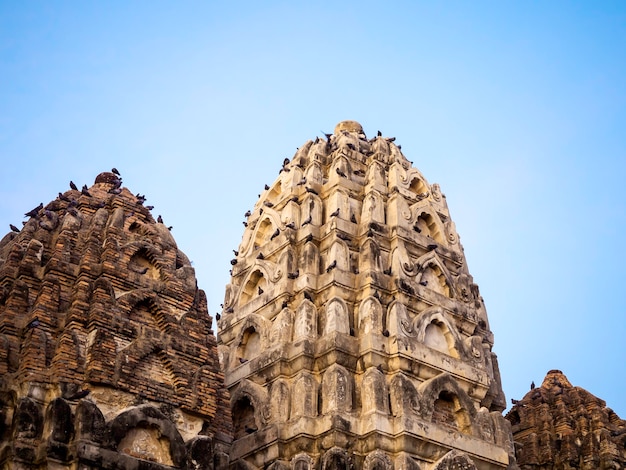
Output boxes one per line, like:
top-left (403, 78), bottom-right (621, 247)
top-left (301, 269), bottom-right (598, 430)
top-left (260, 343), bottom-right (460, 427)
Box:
top-left (330, 208), bottom-right (340, 217)
top-left (373, 291), bottom-right (381, 300)
top-left (27, 317), bottom-right (40, 329)
top-left (287, 270), bottom-right (299, 279)
top-left (233, 250), bottom-right (239, 256)
top-left (336, 167), bottom-right (347, 178)
top-left (245, 210), bottom-right (251, 217)
top-left (112, 178), bottom-right (122, 189)
top-left (136, 194), bottom-right (146, 204)
top-left (24, 203), bottom-right (43, 218)
top-left (259, 208), bottom-right (263, 215)
top-left (413, 225), bottom-right (422, 233)
top-left (386, 137), bottom-right (396, 142)
top-left (58, 192), bottom-right (71, 202)
top-left (511, 398), bottom-right (520, 405)
top-left (109, 187), bottom-right (122, 194)
top-left (81, 185), bottom-right (92, 197)
top-left (265, 184), bottom-right (270, 190)
top-left (382, 329), bottom-right (390, 337)
top-left (305, 187), bottom-right (318, 195)
top-left (94, 201), bottom-right (106, 209)
top-left (285, 221), bottom-right (296, 229)
top-left (145, 205), bottom-right (154, 210)
top-left (349, 214), bottom-right (356, 224)
top-left (337, 232), bottom-right (351, 242)
top-left (297, 177), bottom-right (307, 185)
top-left (353, 267), bottom-right (359, 274)
top-left (427, 244), bottom-right (438, 251)
top-left (243, 221), bottom-right (248, 227)
top-left (283, 158), bottom-right (290, 166)
top-left (256, 252), bottom-right (264, 260)
top-left (305, 233), bottom-right (314, 243)
top-left (157, 215), bottom-right (163, 223)
top-left (353, 169), bottom-right (365, 176)
top-left (67, 389), bottom-right (90, 400)
top-left (346, 143), bottom-right (356, 151)
top-left (530, 381), bottom-right (535, 390)
top-left (69, 181), bottom-right (78, 191)
top-left (303, 291), bottom-right (313, 301)
top-left (322, 131), bottom-right (332, 141)
top-left (167, 226), bottom-right (173, 231)
top-left (419, 281), bottom-right (428, 286)
top-left (326, 260), bottom-right (337, 272)
top-left (290, 196), bottom-right (299, 203)
top-left (215, 313), bottom-right (221, 321)
top-left (377, 130), bottom-right (382, 136)
top-left (239, 358), bottom-right (248, 364)
top-left (264, 201), bottom-right (274, 208)
top-left (245, 425), bottom-right (257, 434)
top-left (383, 267), bottom-right (392, 275)
top-left (270, 228), bottom-right (280, 240)
top-left (226, 307), bottom-right (234, 313)
top-left (258, 286), bottom-right (264, 295)
top-left (281, 300), bottom-right (289, 309)
top-left (111, 167), bottom-right (120, 176)
top-left (367, 229), bottom-right (374, 237)
top-left (301, 214), bottom-right (312, 227)
top-left (9, 224), bottom-right (20, 233)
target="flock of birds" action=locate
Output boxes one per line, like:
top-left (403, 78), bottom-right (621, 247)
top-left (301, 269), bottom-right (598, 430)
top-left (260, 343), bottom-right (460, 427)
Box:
top-left (8, 168), bottom-right (173, 234)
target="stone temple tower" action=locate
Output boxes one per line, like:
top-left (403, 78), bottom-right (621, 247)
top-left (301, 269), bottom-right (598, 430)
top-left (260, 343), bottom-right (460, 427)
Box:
top-left (218, 121), bottom-right (517, 470)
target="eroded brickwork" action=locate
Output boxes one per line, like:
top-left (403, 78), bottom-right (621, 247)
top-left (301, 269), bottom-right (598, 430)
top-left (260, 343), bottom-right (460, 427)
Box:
top-left (0, 172), bottom-right (231, 469)
top-left (506, 370), bottom-right (626, 470)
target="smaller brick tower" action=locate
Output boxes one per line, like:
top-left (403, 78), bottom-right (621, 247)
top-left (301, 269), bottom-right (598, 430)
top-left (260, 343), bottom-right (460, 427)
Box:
top-left (0, 172), bottom-right (232, 469)
top-left (507, 370), bottom-right (626, 469)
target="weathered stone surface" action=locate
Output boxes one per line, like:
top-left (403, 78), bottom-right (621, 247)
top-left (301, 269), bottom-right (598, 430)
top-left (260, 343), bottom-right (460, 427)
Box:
top-left (0, 173), bottom-right (231, 468)
top-left (506, 370), bottom-right (626, 470)
top-left (218, 122), bottom-right (517, 469)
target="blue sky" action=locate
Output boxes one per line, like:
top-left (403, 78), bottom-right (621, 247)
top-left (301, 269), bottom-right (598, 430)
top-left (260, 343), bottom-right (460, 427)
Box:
top-left (1, 2), bottom-right (625, 417)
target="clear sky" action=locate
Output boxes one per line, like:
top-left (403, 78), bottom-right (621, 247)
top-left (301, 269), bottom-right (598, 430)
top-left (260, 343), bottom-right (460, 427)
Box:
top-left (1, 2), bottom-right (625, 417)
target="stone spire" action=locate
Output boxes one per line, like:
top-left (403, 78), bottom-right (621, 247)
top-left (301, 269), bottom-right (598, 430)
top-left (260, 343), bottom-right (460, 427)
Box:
top-left (218, 122), bottom-right (517, 469)
top-left (0, 172), bottom-right (231, 469)
top-left (506, 370), bottom-right (626, 469)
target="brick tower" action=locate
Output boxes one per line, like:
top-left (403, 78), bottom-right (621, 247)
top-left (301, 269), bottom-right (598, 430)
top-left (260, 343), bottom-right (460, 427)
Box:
top-left (218, 121), bottom-right (517, 470)
top-left (0, 172), bottom-right (231, 469)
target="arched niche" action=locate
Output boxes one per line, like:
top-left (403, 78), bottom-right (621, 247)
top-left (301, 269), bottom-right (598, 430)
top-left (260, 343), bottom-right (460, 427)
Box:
top-left (292, 453), bottom-right (314, 470)
top-left (128, 246), bottom-right (163, 281)
top-left (269, 379), bottom-right (290, 424)
top-left (265, 180), bottom-right (282, 205)
top-left (321, 447), bottom-right (352, 470)
top-left (294, 300), bottom-right (317, 340)
top-left (366, 161), bottom-right (386, 190)
top-left (414, 307), bottom-right (460, 359)
top-left (252, 216), bottom-right (280, 251)
top-left (418, 374), bottom-right (476, 436)
top-left (432, 450), bottom-right (477, 470)
top-left (358, 296), bottom-right (383, 336)
top-left (321, 364), bottom-right (353, 414)
top-left (418, 265), bottom-right (451, 298)
top-left (239, 268), bottom-right (269, 305)
top-left (386, 300), bottom-right (410, 337)
top-left (291, 373), bottom-right (318, 418)
top-left (231, 380), bottom-right (269, 438)
top-left (363, 450), bottom-right (392, 470)
top-left (408, 175), bottom-right (428, 196)
top-left (322, 297), bottom-right (350, 336)
top-left (13, 397), bottom-right (43, 439)
top-left (413, 210), bottom-right (445, 244)
top-left (45, 398), bottom-right (73, 445)
top-left (236, 327), bottom-right (261, 363)
top-left (361, 367), bottom-right (389, 415)
top-left (109, 405), bottom-right (186, 467)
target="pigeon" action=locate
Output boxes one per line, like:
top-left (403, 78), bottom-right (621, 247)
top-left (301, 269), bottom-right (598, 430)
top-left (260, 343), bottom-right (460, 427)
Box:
top-left (245, 210), bottom-right (251, 217)
top-left (9, 224), bottom-right (20, 232)
top-left (336, 167), bottom-right (347, 178)
top-left (265, 184), bottom-right (270, 190)
top-left (330, 208), bottom-right (340, 217)
top-left (24, 203), bottom-right (43, 218)
top-left (81, 185), bottom-right (92, 197)
top-left (69, 181), bottom-right (78, 190)
top-left (301, 214), bottom-right (312, 227)
top-left (258, 286), bottom-right (264, 295)
top-left (270, 228), bottom-right (280, 240)
top-left (111, 167), bottom-right (120, 176)
top-left (326, 260), bottom-right (337, 272)
top-left (157, 215), bottom-right (164, 223)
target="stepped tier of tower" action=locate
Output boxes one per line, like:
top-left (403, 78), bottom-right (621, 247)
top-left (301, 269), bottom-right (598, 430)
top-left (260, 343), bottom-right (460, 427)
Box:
top-left (218, 121), bottom-right (516, 470)
top-left (506, 370), bottom-right (626, 469)
top-left (0, 172), bottom-right (231, 469)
